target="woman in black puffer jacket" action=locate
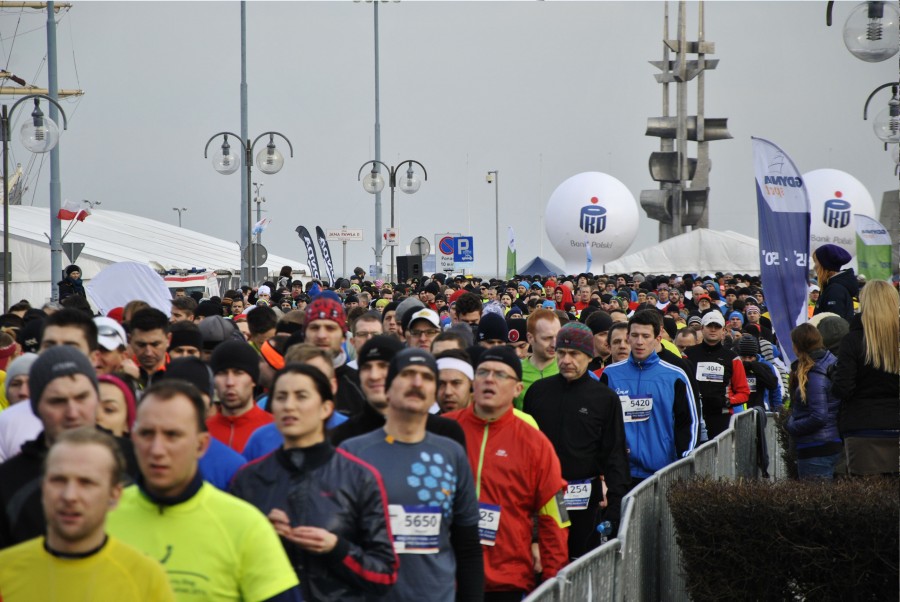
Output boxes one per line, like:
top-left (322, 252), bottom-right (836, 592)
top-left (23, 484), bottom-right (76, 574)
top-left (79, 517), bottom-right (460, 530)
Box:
top-left (832, 280), bottom-right (900, 476)
top-left (57, 264), bottom-right (86, 300)
top-left (230, 363), bottom-right (398, 601)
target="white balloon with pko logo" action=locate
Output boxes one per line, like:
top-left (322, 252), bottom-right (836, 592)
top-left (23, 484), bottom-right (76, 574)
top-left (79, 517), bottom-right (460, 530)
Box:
top-left (803, 168), bottom-right (876, 269)
top-left (544, 172), bottom-right (639, 274)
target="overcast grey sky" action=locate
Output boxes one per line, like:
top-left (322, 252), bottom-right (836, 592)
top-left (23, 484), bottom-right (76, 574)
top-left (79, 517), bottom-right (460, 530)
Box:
top-left (2, 1), bottom-right (897, 278)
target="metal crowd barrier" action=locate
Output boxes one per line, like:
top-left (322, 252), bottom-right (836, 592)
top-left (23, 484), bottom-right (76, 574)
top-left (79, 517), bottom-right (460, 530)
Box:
top-left (525, 410), bottom-right (778, 602)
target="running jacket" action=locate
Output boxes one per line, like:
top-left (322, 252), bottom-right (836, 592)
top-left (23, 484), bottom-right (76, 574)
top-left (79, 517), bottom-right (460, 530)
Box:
top-left (107, 475), bottom-right (299, 601)
top-left (230, 442), bottom-right (398, 602)
top-left (601, 351), bottom-right (699, 479)
top-left (444, 405), bottom-right (569, 592)
top-left (523, 372), bottom-right (630, 525)
top-left (683, 342), bottom-right (750, 415)
top-left (206, 404), bottom-right (273, 454)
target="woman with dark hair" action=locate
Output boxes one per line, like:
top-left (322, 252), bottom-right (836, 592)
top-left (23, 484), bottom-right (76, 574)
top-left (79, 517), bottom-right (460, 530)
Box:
top-left (786, 323), bottom-right (842, 479)
top-left (97, 373), bottom-right (138, 437)
top-left (57, 264), bottom-right (86, 300)
top-left (832, 280), bottom-right (900, 476)
top-left (277, 265), bottom-right (293, 290)
top-left (230, 363), bottom-right (397, 601)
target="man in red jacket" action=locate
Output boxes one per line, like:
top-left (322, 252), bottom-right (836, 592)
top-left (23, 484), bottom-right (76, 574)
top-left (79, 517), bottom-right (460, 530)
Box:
top-left (207, 340), bottom-right (272, 453)
top-left (445, 345), bottom-right (569, 600)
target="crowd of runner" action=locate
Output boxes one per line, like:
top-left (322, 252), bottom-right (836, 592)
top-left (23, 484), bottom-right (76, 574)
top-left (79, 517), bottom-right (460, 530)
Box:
top-left (0, 241), bottom-right (895, 601)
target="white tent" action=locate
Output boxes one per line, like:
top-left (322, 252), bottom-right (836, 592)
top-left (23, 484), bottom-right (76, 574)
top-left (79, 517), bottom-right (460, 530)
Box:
top-left (603, 228), bottom-right (761, 275)
top-left (0, 206), bottom-right (309, 307)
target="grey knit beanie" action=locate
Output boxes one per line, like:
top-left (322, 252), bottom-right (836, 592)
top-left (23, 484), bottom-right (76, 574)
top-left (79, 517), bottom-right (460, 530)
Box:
top-left (29, 346), bottom-right (98, 413)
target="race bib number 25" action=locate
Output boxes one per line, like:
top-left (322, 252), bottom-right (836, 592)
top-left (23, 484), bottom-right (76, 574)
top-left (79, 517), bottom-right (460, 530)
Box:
top-left (478, 503), bottom-right (501, 546)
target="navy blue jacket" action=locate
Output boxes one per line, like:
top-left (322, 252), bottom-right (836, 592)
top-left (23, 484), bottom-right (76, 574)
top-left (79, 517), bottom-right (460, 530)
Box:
top-left (787, 350), bottom-right (842, 457)
top-left (814, 269), bottom-right (858, 322)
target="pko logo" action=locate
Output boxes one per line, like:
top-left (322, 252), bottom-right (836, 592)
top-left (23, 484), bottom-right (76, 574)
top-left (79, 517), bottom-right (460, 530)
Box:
top-left (823, 191), bottom-right (851, 229)
top-left (763, 175), bottom-right (803, 188)
top-left (580, 197), bottom-right (607, 234)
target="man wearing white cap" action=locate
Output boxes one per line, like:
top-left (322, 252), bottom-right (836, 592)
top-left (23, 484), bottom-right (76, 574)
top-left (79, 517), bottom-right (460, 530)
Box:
top-left (684, 311), bottom-right (750, 438)
top-left (404, 308), bottom-right (442, 351)
top-left (93, 317), bottom-right (139, 378)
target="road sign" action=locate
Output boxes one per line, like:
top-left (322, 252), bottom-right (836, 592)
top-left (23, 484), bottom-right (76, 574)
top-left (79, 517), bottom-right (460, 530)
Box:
top-left (326, 228), bottom-right (364, 241)
top-left (410, 236), bottom-right (430, 257)
top-left (243, 243), bottom-right (268, 265)
top-left (62, 242), bottom-right (85, 263)
top-left (435, 233), bottom-right (459, 272)
top-left (385, 228), bottom-right (399, 247)
top-left (454, 237), bottom-right (474, 262)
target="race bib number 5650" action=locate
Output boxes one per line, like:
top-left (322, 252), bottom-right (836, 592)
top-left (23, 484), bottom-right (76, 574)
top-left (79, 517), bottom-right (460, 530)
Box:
top-left (388, 505), bottom-right (441, 554)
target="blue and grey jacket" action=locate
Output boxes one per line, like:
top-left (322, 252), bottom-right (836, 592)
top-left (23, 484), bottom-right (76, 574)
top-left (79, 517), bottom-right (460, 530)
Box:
top-left (601, 351), bottom-right (699, 479)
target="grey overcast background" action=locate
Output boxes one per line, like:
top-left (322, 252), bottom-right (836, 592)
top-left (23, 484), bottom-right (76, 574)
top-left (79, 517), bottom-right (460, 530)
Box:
top-left (2, 1), bottom-right (897, 277)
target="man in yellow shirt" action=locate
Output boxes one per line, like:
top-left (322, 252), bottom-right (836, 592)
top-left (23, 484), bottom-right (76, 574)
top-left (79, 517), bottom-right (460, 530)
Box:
top-left (0, 427), bottom-right (174, 601)
top-left (107, 380), bottom-right (300, 601)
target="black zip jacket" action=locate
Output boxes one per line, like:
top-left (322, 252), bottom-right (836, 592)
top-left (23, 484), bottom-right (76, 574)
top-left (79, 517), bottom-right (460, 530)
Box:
top-left (523, 372), bottom-right (629, 525)
top-left (229, 442), bottom-right (398, 602)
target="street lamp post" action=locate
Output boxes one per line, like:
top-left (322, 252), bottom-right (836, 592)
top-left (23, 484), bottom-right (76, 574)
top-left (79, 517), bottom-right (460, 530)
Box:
top-left (1, 94), bottom-right (67, 311)
top-left (172, 207), bottom-right (187, 227)
top-left (253, 182), bottom-right (266, 244)
top-left (357, 159), bottom-right (427, 284)
top-left (204, 131), bottom-right (292, 286)
top-left (487, 170), bottom-right (499, 279)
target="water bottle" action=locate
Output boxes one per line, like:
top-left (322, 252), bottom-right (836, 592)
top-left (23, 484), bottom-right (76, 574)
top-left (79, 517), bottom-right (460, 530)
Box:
top-left (595, 520), bottom-right (613, 545)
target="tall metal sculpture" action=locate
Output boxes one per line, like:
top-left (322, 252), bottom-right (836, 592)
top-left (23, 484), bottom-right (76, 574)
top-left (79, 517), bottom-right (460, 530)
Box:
top-left (641, 1), bottom-right (732, 241)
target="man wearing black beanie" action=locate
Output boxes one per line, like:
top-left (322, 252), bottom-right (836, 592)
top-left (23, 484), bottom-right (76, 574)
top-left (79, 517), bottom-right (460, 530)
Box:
top-left (207, 340), bottom-right (271, 454)
top-left (330, 336), bottom-right (465, 448)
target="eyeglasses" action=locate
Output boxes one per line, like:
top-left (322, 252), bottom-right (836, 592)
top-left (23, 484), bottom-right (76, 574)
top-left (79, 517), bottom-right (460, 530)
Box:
top-left (97, 325), bottom-right (120, 337)
top-left (409, 328), bottom-right (440, 338)
top-left (475, 368), bottom-right (516, 382)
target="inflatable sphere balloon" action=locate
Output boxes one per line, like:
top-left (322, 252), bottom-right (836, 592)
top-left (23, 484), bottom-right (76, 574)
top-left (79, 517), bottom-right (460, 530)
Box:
top-left (803, 169), bottom-right (877, 268)
top-left (544, 172), bottom-right (639, 274)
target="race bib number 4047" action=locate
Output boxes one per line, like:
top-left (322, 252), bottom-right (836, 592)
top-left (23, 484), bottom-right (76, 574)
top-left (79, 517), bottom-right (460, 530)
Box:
top-left (696, 362), bottom-right (724, 382)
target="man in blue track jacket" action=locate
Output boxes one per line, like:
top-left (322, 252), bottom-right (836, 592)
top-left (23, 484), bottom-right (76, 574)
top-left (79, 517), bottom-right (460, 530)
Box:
top-left (600, 310), bottom-right (699, 485)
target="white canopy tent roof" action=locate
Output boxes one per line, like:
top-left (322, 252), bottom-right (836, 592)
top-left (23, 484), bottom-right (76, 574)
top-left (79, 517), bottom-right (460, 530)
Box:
top-left (1, 206), bottom-right (309, 306)
top-left (603, 228), bottom-right (761, 275)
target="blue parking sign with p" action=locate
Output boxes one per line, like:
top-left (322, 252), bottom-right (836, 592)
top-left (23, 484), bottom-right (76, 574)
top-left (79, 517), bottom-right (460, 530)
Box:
top-left (454, 237), bottom-right (474, 262)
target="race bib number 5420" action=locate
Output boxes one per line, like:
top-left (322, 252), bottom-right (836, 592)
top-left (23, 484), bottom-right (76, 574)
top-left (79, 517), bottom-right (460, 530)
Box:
top-left (619, 395), bottom-right (653, 422)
